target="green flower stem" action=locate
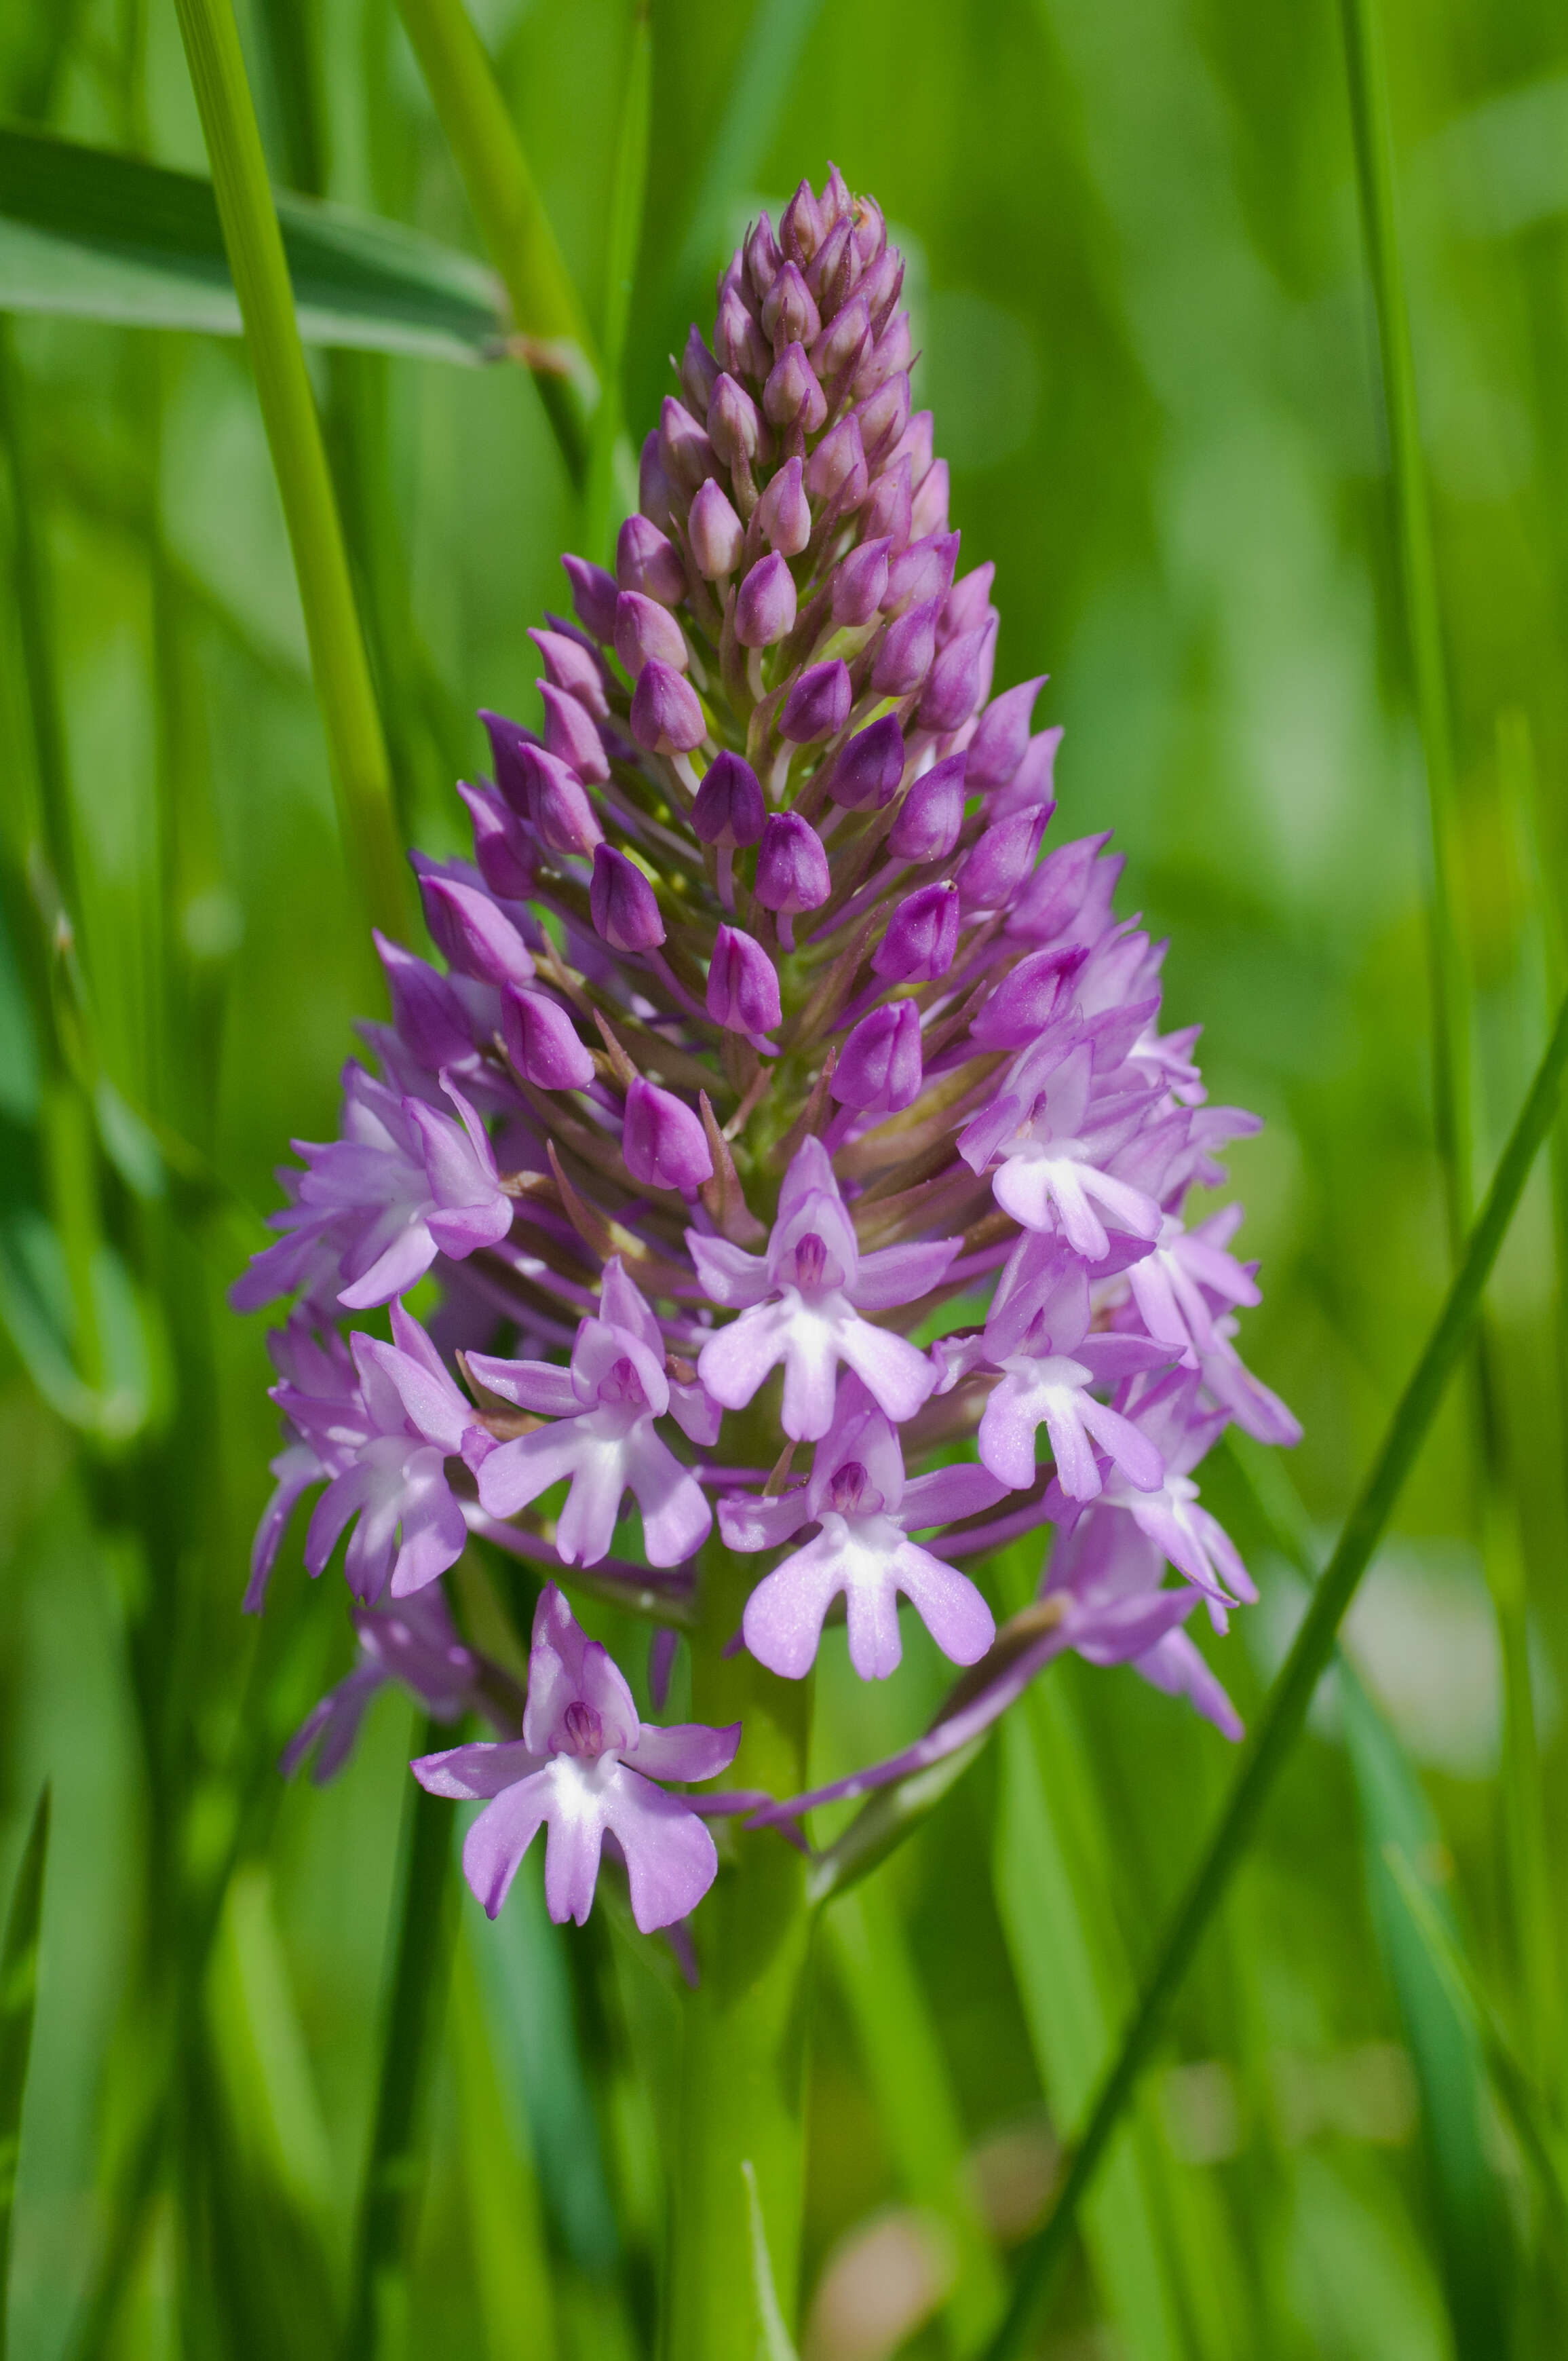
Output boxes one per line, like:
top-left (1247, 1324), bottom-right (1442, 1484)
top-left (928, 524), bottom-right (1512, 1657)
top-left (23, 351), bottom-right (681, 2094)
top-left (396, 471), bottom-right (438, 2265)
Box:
top-left (394, 0), bottom-right (598, 485)
top-left (172, 0), bottom-right (410, 944)
top-left (666, 1539), bottom-right (814, 2361)
top-left (980, 985), bottom-right (1568, 2361)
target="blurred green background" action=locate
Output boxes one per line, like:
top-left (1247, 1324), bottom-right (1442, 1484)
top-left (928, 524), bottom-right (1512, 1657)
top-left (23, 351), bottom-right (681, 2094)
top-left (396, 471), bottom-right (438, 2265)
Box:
top-left (2, 0), bottom-right (1567, 2355)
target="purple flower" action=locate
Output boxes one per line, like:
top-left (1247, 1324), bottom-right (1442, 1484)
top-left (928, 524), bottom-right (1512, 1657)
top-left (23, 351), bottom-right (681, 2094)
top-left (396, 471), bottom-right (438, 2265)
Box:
top-left (976, 1239), bottom-right (1171, 1500)
top-left (724, 1375), bottom-right (999, 1680)
top-left (833, 999), bottom-right (923, 1115)
top-left (282, 1587), bottom-right (482, 1783)
top-left (413, 1584), bottom-right (739, 1930)
top-left (689, 1137), bottom-right (955, 1440)
top-left (473, 1260), bottom-right (712, 1568)
top-left (963, 1045), bottom-right (1162, 1262)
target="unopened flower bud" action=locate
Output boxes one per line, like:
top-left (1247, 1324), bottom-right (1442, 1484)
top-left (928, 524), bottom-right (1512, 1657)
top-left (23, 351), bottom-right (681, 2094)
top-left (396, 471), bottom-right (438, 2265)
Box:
top-left (811, 219), bottom-right (861, 316)
top-left (888, 752), bottom-right (966, 862)
top-left (911, 457), bottom-right (950, 537)
top-left (805, 415), bottom-right (868, 508)
top-left (623, 1077), bottom-right (713, 1192)
top-left (918, 620), bottom-right (995, 736)
top-left (858, 246), bottom-right (904, 335)
top-left (688, 479), bottom-right (745, 578)
top-left (539, 681), bottom-right (609, 784)
top-left (522, 747), bottom-right (605, 858)
top-left (680, 324), bottom-right (721, 416)
top-left (716, 285), bottom-right (771, 381)
top-left (617, 514), bottom-right (687, 607)
top-left (501, 984), bottom-right (596, 1089)
top-left (480, 707), bottom-right (539, 814)
top-left (417, 869), bottom-right (535, 988)
top-left (761, 260), bottom-right (821, 352)
top-left (853, 310), bottom-right (913, 402)
top-left (957, 806), bottom-right (1049, 912)
top-left (560, 553), bottom-right (618, 642)
top-left (376, 935), bottom-right (472, 1071)
top-left (940, 563), bottom-right (996, 644)
top-left (736, 551), bottom-right (798, 647)
top-left (527, 629), bottom-right (609, 719)
top-left (811, 292), bottom-right (871, 387)
top-left (759, 455), bottom-right (811, 555)
top-left (457, 780), bottom-right (533, 899)
top-left (966, 677), bottom-right (1047, 789)
top-left (639, 430), bottom-right (676, 532)
top-left (780, 658), bottom-right (852, 744)
top-left (706, 373), bottom-right (765, 468)
top-left (779, 180), bottom-right (825, 267)
top-left (692, 751), bottom-right (764, 848)
top-left (754, 812), bottom-right (830, 916)
top-left (855, 371), bottom-right (911, 464)
top-left (615, 589), bottom-right (688, 678)
top-left (763, 343), bottom-right (827, 433)
top-left (885, 533), bottom-right (959, 617)
top-left (707, 924), bottom-right (782, 1037)
top-left (872, 882), bottom-right (961, 983)
top-left (871, 597), bottom-right (941, 697)
top-left (830, 535), bottom-right (891, 626)
top-left (659, 397), bottom-right (716, 496)
top-left (861, 456), bottom-right (913, 550)
top-left (591, 844), bottom-right (666, 951)
top-left (887, 410), bottom-right (934, 485)
top-left (820, 164), bottom-right (852, 233)
top-left (854, 193), bottom-right (887, 268)
top-left (989, 725), bottom-right (1063, 821)
top-left (630, 659), bottom-right (706, 754)
top-left (744, 213), bottom-right (781, 301)
top-left (969, 946), bottom-right (1084, 1050)
top-left (828, 713), bottom-right (904, 809)
top-left (832, 998), bottom-right (923, 1114)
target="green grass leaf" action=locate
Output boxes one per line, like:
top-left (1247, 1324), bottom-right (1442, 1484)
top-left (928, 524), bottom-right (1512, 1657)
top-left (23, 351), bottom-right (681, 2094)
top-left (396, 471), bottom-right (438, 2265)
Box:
top-left (0, 1783), bottom-right (50, 2361)
top-left (0, 126), bottom-right (507, 362)
top-left (742, 2159), bottom-right (800, 2361)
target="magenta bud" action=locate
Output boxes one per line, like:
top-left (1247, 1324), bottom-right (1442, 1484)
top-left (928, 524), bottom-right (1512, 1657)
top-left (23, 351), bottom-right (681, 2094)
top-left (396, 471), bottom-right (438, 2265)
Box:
top-left (692, 750), bottom-right (765, 848)
top-left (832, 998), bottom-right (923, 1116)
top-left (970, 947), bottom-right (1085, 1051)
top-left (888, 410), bottom-right (934, 485)
top-left (811, 291), bottom-right (871, 385)
top-left (375, 934), bottom-right (473, 1070)
top-left (758, 455), bottom-right (811, 556)
top-left (805, 414), bottom-right (868, 509)
top-left (810, 219), bottom-right (861, 316)
top-left (522, 747), bottom-right (604, 858)
top-left (706, 372), bottom-right (765, 468)
top-left (828, 713), bottom-right (904, 810)
top-left (967, 677), bottom-right (1047, 789)
top-left (762, 260), bottom-right (821, 351)
top-left (763, 342), bottom-right (827, 434)
top-left (854, 369), bottom-right (911, 464)
top-left (854, 193), bottom-right (888, 270)
top-left (458, 781), bottom-right (533, 900)
top-left (872, 882), bottom-right (961, 984)
top-left (861, 456), bottom-right (913, 551)
top-left (780, 179), bottom-right (826, 267)
top-left (590, 844), bottom-right (666, 951)
top-left (889, 753), bottom-right (966, 862)
top-left (885, 532), bottom-right (959, 617)
top-left (419, 870), bottom-right (535, 989)
top-left (912, 457), bottom-right (951, 537)
top-left (639, 430), bottom-right (676, 532)
top-left (630, 659), bottom-right (706, 754)
top-left (527, 629), bottom-right (609, 720)
top-left (820, 164), bottom-right (852, 231)
top-left (872, 597), bottom-right (941, 697)
top-left (853, 311), bottom-right (913, 403)
top-left (830, 535), bottom-right (891, 627)
top-left (918, 620), bottom-right (995, 736)
top-left (780, 658), bottom-right (852, 744)
top-left (538, 681), bottom-right (609, 785)
top-left (744, 214), bottom-right (781, 301)
top-left (501, 985), bottom-right (596, 1090)
top-left (689, 480), bottom-right (745, 578)
top-left (858, 242), bottom-right (902, 325)
top-left (990, 726), bottom-right (1063, 821)
top-left (680, 324), bottom-right (721, 416)
top-left (623, 1077), bottom-right (714, 1193)
top-left (560, 553), bottom-right (618, 642)
top-left (615, 589), bottom-right (688, 679)
top-left (735, 550), bottom-right (798, 647)
top-left (753, 812), bottom-right (831, 915)
top-left (716, 285), bottom-right (771, 381)
top-left (707, 924), bottom-right (782, 1037)
top-left (659, 396), bottom-right (716, 497)
top-left (616, 515), bottom-right (687, 607)
top-left (480, 707), bottom-right (539, 815)
top-left (940, 562), bottom-right (996, 645)
top-left (957, 806), bottom-right (1050, 912)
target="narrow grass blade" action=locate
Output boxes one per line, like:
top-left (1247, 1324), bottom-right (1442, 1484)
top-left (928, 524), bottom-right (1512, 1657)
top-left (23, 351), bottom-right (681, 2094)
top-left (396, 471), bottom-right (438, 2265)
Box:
top-left (344, 1733), bottom-right (459, 2360)
top-left (581, 0), bottom-right (651, 562)
top-left (0, 129), bottom-right (507, 362)
top-left (742, 2159), bottom-right (801, 2361)
top-left (448, 1925), bottom-right (556, 2360)
top-left (828, 1881), bottom-right (1005, 2349)
top-left (0, 1783), bottom-right (50, 2361)
top-left (171, 0), bottom-right (410, 944)
top-left (1340, 0), bottom-right (1470, 1246)
top-left (394, 0), bottom-right (598, 484)
top-left (980, 986), bottom-right (1568, 2361)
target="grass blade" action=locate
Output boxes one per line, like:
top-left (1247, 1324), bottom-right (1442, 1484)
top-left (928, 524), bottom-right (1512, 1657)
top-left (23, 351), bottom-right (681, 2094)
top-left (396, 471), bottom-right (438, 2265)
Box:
top-left (581, 0), bottom-right (651, 563)
top-left (448, 1925), bottom-right (557, 2360)
top-left (171, 0), bottom-right (410, 943)
top-left (343, 1731), bottom-right (459, 2360)
top-left (742, 2159), bottom-right (801, 2361)
top-left (0, 128), bottom-right (507, 362)
top-left (394, 0), bottom-right (598, 485)
top-left (980, 984), bottom-right (1568, 2361)
top-left (0, 1783), bottom-right (50, 2361)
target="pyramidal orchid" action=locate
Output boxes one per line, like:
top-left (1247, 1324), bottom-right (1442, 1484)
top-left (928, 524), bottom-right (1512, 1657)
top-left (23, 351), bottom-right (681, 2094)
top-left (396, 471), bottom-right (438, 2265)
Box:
top-left (233, 168), bottom-right (1296, 2356)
